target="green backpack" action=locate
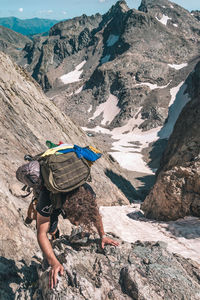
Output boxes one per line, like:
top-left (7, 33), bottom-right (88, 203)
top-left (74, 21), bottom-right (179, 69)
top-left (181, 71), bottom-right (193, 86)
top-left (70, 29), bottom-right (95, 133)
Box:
top-left (39, 151), bottom-right (91, 194)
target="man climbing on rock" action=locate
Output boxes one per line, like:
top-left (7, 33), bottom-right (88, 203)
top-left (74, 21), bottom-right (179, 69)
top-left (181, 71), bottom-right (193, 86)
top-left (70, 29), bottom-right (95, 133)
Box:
top-left (16, 142), bottom-right (119, 288)
top-left (36, 183), bottom-right (119, 289)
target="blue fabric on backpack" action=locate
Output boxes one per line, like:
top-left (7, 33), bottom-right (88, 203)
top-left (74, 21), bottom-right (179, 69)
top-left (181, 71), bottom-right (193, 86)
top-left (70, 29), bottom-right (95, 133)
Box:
top-left (57, 145), bottom-right (101, 162)
top-left (74, 145), bottom-right (101, 161)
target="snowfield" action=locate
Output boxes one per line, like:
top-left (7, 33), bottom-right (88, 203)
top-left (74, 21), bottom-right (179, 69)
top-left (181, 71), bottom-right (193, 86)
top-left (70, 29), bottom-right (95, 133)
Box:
top-left (156, 14), bottom-right (172, 25)
top-left (89, 94), bottom-right (120, 125)
top-left (82, 82), bottom-right (190, 174)
top-left (60, 61), bottom-right (86, 84)
top-left (168, 63), bottom-right (188, 70)
top-left (100, 204), bottom-right (200, 264)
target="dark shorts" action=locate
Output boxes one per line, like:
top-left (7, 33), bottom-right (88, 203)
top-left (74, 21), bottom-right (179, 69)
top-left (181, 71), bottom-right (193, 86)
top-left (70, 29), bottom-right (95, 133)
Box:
top-left (36, 187), bottom-right (61, 233)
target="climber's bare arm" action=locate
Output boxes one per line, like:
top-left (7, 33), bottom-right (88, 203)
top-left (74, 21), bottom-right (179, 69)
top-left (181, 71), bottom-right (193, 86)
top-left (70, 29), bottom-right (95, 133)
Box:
top-left (94, 213), bottom-right (119, 248)
top-left (37, 213), bottom-right (64, 289)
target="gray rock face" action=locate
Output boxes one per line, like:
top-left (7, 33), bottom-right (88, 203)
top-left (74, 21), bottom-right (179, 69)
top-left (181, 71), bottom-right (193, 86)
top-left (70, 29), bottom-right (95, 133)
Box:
top-left (192, 10), bottom-right (200, 22)
top-left (0, 25), bottom-right (31, 63)
top-left (141, 60), bottom-right (200, 220)
top-left (32, 237), bottom-right (200, 300)
top-left (21, 13), bottom-right (102, 90)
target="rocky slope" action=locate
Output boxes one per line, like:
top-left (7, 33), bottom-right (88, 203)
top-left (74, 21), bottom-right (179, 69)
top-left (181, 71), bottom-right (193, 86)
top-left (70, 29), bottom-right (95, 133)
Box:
top-left (14, 237), bottom-right (200, 299)
top-left (141, 60), bottom-right (200, 220)
top-left (192, 10), bottom-right (200, 22)
top-left (0, 50), bottom-right (134, 267)
top-left (0, 25), bottom-right (31, 63)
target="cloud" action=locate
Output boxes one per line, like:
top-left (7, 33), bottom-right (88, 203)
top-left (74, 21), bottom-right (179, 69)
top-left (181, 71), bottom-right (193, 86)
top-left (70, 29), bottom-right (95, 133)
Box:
top-left (18, 8), bottom-right (23, 13)
top-left (99, 0), bottom-right (106, 2)
top-left (48, 10), bottom-right (53, 14)
top-left (62, 11), bottom-right (67, 15)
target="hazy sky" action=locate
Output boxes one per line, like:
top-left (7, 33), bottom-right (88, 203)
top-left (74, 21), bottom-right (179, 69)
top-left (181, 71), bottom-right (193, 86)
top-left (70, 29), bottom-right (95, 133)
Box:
top-left (0, 0), bottom-right (199, 20)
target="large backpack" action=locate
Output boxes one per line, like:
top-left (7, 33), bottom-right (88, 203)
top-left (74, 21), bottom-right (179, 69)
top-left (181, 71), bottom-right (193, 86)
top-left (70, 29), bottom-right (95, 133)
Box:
top-left (16, 144), bottom-right (101, 222)
top-left (16, 144), bottom-right (102, 193)
top-left (39, 151), bottom-right (91, 194)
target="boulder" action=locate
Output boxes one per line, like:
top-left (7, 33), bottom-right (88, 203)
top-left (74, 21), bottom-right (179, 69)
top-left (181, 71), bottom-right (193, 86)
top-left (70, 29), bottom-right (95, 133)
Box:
top-left (31, 237), bottom-right (200, 299)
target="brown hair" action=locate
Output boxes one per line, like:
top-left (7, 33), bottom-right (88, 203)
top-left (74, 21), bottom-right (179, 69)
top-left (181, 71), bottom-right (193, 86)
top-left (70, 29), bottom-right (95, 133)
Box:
top-left (62, 183), bottom-right (100, 231)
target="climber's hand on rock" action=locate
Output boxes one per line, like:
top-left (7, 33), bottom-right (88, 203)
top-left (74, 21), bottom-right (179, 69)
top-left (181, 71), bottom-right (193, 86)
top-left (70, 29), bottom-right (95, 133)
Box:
top-left (49, 262), bottom-right (64, 289)
top-left (101, 236), bottom-right (119, 249)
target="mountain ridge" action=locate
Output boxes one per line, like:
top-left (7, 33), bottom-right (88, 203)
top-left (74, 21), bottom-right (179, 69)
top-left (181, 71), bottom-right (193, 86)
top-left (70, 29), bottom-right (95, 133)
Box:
top-left (0, 16), bottom-right (60, 36)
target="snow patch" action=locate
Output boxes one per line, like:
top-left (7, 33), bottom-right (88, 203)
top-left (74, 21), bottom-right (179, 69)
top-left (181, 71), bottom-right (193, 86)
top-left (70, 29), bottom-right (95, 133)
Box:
top-left (156, 14), bottom-right (172, 25)
top-left (173, 23), bottom-right (178, 27)
top-left (83, 109), bottom-right (160, 174)
top-left (159, 82), bottom-right (191, 139)
top-left (89, 94), bottom-right (120, 125)
top-left (168, 63), bottom-right (188, 70)
top-left (75, 86), bottom-right (83, 94)
top-left (110, 152), bottom-right (152, 173)
top-left (101, 55), bottom-right (110, 64)
top-left (60, 60), bottom-right (86, 84)
top-left (88, 105), bottom-right (92, 113)
top-left (106, 34), bottom-right (119, 47)
top-left (100, 205), bottom-right (200, 263)
top-left (112, 109), bottom-right (143, 135)
top-left (135, 81), bottom-right (170, 90)
top-left (82, 78), bottom-right (190, 173)
top-left (82, 126), bottom-right (111, 135)
top-left (169, 81), bottom-right (184, 106)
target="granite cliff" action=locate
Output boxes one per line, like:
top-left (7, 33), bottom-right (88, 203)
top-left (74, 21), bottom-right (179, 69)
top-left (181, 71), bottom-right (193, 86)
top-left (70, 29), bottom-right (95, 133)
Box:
top-left (0, 25), bottom-right (31, 63)
top-left (141, 60), bottom-right (200, 220)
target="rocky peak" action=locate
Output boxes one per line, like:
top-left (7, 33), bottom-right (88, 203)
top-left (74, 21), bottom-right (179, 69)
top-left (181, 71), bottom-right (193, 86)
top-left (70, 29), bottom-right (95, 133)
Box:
top-left (138, 0), bottom-right (177, 11)
top-left (99, 0), bottom-right (129, 30)
top-left (138, 0), bottom-right (198, 29)
top-left (49, 13), bottom-right (102, 38)
top-left (110, 0), bottom-right (129, 14)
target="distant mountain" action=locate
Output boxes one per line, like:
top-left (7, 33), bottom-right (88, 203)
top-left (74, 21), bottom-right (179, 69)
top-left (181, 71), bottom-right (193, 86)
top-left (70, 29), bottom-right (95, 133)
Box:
top-left (0, 17), bottom-right (60, 36)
